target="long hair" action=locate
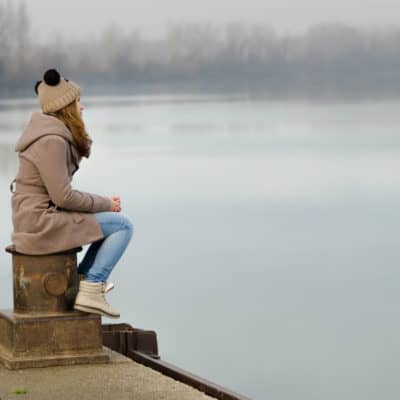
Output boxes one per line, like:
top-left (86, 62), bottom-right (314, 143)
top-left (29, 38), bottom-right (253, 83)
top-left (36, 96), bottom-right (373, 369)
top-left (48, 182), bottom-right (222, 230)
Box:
top-left (51, 100), bottom-right (92, 158)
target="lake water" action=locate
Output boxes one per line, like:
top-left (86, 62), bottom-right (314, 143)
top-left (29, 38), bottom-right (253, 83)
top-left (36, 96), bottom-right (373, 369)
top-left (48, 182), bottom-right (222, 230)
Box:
top-left (0, 95), bottom-right (400, 399)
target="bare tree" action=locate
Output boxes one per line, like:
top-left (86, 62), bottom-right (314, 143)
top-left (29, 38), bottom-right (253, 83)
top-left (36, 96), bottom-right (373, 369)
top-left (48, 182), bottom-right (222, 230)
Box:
top-left (2, 1), bottom-right (400, 99)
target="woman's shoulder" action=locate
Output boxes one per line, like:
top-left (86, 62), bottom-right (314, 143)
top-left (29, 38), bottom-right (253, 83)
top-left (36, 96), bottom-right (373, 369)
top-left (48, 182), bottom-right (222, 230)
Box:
top-left (33, 134), bottom-right (68, 147)
top-left (28, 134), bottom-right (70, 161)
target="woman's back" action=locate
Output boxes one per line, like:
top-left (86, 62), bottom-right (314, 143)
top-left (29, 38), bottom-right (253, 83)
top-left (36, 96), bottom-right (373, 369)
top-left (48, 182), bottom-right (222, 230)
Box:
top-left (11, 112), bottom-right (110, 255)
top-left (10, 68), bottom-right (132, 317)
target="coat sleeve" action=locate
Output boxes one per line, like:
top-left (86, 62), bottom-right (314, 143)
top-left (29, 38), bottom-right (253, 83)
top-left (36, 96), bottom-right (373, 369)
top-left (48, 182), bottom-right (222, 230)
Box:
top-left (31, 135), bottom-right (111, 213)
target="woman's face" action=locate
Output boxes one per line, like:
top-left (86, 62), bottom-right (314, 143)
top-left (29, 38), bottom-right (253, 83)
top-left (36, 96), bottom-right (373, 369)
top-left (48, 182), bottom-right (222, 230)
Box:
top-left (76, 97), bottom-right (84, 116)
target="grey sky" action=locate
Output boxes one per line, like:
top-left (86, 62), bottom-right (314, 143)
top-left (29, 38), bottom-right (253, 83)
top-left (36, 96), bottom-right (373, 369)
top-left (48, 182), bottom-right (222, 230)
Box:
top-left (27, 0), bottom-right (400, 41)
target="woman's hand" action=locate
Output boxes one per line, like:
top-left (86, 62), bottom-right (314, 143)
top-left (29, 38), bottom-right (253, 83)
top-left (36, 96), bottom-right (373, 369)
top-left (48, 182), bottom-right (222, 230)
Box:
top-left (109, 196), bottom-right (121, 212)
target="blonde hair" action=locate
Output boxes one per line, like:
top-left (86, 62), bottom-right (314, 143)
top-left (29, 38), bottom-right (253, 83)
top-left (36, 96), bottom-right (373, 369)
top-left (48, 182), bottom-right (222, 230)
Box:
top-left (51, 100), bottom-right (92, 158)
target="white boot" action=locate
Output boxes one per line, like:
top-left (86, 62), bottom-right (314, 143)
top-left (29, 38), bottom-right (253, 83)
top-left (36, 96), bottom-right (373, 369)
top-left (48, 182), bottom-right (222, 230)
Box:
top-left (74, 280), bottom-right (120, 318)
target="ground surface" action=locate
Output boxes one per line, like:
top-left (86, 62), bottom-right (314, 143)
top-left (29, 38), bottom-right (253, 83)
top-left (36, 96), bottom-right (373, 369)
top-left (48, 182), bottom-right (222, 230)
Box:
top-left (0, 348), bottom-right (213, 400)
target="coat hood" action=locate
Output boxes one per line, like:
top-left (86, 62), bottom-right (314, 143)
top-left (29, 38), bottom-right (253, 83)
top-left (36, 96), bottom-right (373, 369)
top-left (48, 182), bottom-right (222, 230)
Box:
top-left (15, 112), bottom-right (74, 152)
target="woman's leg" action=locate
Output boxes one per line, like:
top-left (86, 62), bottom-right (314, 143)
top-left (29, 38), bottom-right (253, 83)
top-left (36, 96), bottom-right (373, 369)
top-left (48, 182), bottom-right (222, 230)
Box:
top-left (77, 238), bottom-right (105, 276)
top-left (78, 212), bottom-right (134, 283)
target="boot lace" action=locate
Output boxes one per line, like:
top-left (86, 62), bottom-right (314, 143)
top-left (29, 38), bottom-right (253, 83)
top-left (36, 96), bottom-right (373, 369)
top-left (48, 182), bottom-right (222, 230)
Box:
top-left (101, 282), bottom-right (111, 306)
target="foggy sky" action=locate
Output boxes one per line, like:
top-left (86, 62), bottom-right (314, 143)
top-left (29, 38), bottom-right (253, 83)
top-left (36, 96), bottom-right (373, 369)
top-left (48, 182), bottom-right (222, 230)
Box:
top-left (27, 0), bottom-right (400, 42)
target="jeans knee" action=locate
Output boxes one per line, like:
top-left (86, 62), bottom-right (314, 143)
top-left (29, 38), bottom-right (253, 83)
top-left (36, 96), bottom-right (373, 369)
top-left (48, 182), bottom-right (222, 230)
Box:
top-left (121, 214), bottom-right (134, 235)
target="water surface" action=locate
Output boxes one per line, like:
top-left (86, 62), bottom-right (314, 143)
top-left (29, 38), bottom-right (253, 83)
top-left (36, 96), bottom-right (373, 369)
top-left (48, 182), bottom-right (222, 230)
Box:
top-left (0, 95), bottom-right (399, 400)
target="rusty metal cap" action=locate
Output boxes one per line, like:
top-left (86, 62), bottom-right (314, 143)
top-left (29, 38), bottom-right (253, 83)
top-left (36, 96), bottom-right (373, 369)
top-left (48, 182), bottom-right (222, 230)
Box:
top-left (42, 273), bottom-right (68, 296)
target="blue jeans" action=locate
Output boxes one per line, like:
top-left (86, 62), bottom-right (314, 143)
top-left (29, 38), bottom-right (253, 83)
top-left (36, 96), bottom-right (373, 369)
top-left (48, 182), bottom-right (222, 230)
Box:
top-left (77, 212), bottom-right (134, 282)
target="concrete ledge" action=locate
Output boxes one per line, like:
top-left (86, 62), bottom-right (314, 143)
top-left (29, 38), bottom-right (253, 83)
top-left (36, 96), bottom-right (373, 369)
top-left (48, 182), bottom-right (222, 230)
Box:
top-left (0, 309), bottom-right (107, 369)
top-left (0, 347), bottom-right (214, 400)
top-left (0, 345), bottom-right (109, 370)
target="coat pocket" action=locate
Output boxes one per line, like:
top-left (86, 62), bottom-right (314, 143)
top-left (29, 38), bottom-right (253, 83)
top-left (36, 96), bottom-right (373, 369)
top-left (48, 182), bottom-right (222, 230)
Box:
top-left (45, 206), bottom-right (59, 214)
top-left (71, 212), bottom-right (84, 224)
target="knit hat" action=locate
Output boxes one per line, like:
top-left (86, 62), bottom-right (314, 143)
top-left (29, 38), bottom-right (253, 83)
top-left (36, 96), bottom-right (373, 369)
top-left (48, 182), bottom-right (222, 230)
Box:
top-left (34, 69), bottom-right (80, 113)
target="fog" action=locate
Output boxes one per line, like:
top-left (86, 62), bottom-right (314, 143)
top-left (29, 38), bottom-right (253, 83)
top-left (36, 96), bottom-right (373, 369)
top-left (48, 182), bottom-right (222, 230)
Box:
top-left (2, 1), bottom-right (400, 98)
top-left (27, 0), bottom-right (400, 41)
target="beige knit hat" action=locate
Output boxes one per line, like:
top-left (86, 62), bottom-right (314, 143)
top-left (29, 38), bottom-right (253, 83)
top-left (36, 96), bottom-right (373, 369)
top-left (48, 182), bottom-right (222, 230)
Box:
top-left (35, 69), bottom-right (80, 113)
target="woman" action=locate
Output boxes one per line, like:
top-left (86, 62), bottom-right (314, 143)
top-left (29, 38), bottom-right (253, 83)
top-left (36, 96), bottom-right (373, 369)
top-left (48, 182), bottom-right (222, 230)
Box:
top-left (10, 68), bottom-right (133, 318)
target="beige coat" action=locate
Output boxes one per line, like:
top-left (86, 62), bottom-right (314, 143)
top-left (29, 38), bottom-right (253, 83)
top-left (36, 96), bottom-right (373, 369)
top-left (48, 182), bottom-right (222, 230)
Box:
top-left (10, 112), bottom-right (111, 255)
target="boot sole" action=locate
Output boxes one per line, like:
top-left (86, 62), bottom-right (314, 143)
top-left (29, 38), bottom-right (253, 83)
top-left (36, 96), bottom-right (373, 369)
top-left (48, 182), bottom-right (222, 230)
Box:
top-left (74, 303), bottom-right (120, 319)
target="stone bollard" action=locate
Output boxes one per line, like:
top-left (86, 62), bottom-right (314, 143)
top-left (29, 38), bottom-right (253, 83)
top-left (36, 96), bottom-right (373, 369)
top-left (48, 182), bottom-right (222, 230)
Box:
top-left (0, 245), bottom-right (110, 369)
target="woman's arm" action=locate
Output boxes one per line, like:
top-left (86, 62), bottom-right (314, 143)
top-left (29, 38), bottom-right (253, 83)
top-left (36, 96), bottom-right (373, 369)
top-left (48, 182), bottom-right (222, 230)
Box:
top-left (31, 135), bottom-right (111, 213)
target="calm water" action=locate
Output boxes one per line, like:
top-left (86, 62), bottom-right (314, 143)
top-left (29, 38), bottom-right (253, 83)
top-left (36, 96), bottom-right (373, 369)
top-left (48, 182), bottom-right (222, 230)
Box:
top-left (1, 95), bottom-right (400, 399)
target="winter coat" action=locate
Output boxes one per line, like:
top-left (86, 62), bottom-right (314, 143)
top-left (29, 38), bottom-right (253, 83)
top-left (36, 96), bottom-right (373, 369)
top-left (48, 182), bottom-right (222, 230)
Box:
top-left (10, 111), bottom-right (111, 255)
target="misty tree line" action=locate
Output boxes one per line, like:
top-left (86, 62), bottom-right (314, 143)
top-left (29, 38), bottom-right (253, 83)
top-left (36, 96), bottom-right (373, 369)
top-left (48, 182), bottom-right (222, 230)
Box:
top-left (2, 1), bottom-right (400, 98)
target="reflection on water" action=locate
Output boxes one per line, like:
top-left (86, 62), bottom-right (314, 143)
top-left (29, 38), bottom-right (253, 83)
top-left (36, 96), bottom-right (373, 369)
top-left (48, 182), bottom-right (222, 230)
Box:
top-left (0, 96), bottom-right (400, 400)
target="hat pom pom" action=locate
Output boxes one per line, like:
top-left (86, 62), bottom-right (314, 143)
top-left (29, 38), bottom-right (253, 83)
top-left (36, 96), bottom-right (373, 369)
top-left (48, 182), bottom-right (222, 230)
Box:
top-left (43, 69), bottom-right (61, 86)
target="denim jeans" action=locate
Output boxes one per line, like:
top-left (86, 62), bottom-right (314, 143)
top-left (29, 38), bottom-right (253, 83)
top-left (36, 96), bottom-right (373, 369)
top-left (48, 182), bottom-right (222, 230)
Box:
top-left (77, 212), bottom-right (134, 282)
